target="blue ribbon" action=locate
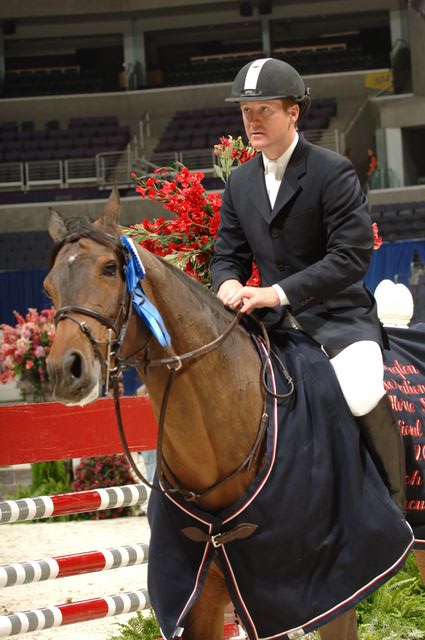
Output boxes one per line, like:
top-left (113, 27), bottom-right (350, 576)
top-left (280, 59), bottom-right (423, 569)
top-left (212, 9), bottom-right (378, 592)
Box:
top-left (121, 235), bottom-right (172, 347)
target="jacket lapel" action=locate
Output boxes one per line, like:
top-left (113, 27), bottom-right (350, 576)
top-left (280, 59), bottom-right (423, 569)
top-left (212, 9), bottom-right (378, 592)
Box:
top-left (247, 137), bottom-right (308, 224)
top-left (247, 154), bottom-right (271, 223)
top-left (271, 139), bottom-right (307, 220)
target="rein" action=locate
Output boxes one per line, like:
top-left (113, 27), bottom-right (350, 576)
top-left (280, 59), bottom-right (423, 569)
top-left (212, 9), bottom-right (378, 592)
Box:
top-left (53, 238), bottom-right (295, 505)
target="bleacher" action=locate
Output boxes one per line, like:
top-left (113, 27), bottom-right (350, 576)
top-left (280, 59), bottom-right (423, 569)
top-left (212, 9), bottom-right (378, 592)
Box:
top-left (164, 45), bottom-right (389, 89)
top-left (0, 117), bottom-right (130, 163)
top-left (370, 201), bottom-right (425, 241)
top-left (154, 98), bottom-right (337, 154)
top-left (3, 67), bottom-right (104, 98)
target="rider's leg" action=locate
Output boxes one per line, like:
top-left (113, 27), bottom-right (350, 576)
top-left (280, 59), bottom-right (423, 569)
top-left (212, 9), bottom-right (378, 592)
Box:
top-left (318, 608), bottom-right (358, 640)
top-left (327, 341), bottom-right (406, 511)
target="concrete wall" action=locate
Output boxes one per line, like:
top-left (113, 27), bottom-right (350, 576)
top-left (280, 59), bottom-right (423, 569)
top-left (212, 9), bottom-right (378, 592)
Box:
top-left (367, 184), bottom-right (425, 206)
top-left (0, 195), bottom-right (169, 233)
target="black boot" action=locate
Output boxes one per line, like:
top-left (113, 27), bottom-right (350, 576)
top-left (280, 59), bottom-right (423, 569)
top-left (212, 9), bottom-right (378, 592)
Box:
top-left (356, 395), bottom-right (406, 511)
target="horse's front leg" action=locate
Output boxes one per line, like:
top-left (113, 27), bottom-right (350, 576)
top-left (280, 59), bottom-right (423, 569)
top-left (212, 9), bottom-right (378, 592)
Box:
top-left (318, 609), bottom-right (358, 640)
top-left (184, 559), bottom-right (230, 640)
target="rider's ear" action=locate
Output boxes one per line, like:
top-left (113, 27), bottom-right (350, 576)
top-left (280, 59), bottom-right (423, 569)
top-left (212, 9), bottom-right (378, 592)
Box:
top-left (95, 187), bottom-right (121, 235)
top-left (48, 207), bottom-right (67, 242)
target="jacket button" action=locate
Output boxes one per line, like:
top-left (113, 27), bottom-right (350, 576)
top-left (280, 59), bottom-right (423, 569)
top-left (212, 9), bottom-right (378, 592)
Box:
top-left (277, 263), bottom-right (285, 272)
top-left (271, 228), bottom-right (279, 239)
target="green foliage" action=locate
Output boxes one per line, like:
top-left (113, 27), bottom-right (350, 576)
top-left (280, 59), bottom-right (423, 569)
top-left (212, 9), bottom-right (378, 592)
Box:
top-left (357, 553), bottom-right (425, 639)
top-left (72, 454), bottom-right (136, 520)
top-left (4, 460), bottom-right (73, 522)
top-left (107, 610), bottom-right (161, 640)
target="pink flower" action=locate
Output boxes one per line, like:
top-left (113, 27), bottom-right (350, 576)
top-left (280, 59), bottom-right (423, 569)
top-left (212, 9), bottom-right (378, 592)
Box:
top-left (35, 345), bottom-right (46, 358)
top-left (25, 360), bottom-right (34, 370)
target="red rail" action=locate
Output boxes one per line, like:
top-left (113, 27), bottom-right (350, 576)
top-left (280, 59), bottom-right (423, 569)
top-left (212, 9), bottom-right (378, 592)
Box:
top-left (0, 396), bottom-right (157, 465)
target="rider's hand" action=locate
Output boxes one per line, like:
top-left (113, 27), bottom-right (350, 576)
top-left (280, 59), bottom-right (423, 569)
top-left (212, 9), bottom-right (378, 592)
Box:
top-left (219, 284), bottom-right (280, 314)
top-left (217, 280), bottom-right (244, 310)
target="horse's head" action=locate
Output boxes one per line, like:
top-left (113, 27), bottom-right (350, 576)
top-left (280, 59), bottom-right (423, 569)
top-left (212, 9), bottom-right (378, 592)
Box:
top-left (44, 189), bottom-right (130, 406)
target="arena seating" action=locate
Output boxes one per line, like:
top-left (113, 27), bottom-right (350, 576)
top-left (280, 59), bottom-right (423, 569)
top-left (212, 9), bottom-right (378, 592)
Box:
top-left (0, 116), bottom-right (130, 163)
top-left (370, 201), bottom-right (425, 241)
top-left (3, 68), bottom-right (104, 98)
top-left (164, 47), bottom-right (389, 89)
top-left (153, 98), bottom-right (337, 153)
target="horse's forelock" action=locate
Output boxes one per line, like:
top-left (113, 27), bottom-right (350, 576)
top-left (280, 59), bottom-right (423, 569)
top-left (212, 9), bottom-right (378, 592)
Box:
top-left (48, 216), bottom-right (120, 269)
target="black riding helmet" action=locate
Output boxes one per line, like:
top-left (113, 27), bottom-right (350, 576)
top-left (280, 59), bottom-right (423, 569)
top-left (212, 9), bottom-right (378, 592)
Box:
top-left (226, 57), bottom-right (311, 117)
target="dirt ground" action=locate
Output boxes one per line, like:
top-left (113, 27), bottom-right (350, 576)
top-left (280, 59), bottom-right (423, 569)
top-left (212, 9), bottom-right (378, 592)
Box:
top-left (0, 514), bottom-right (152, 640)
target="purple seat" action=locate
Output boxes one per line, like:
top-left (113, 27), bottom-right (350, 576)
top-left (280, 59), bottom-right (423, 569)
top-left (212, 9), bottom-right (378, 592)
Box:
top-left (3, 151), bottom-right (20, 162)
top-left (47, 129), bottom-right (63, 138)
top-left (190, 135), bottom-right (207, 149)
top-left (5, 140), bottom-right (22, 151)
top-left (67, 148), bottom-right (85, 159)
top-left (36, 150), bottom-right (53, 161)
top-left (0, 131), bottom-right (17, 141)
top-left (51, 149), bottom-right (66, 160)
top-left (19, 130), bottom-right (34, 140)
top-left (33, 130), bottom-right (47, 140)
top-left (107, 135), bottom-right (127, 148)
top-left (19, 150), bottom-right (37, 161)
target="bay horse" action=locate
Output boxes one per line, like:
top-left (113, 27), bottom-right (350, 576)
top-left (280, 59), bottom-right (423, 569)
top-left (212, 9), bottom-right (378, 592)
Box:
top-left (44, 190), bottom-right (413, 640)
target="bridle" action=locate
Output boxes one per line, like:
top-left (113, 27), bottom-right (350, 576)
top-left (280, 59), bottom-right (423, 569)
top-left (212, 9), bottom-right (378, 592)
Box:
top-left (53, 236), bottom-right (295, 504)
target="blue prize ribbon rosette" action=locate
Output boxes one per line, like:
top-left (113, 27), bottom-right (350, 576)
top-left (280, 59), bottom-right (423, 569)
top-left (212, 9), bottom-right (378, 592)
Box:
top-left (121, 235), bottom-right (172, 347)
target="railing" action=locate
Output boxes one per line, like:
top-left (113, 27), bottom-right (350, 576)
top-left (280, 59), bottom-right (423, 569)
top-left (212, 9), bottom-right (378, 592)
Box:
top-left (0, 148), bottom-right (133, 192)
top-left (0, 128), bottom-right (340, 196)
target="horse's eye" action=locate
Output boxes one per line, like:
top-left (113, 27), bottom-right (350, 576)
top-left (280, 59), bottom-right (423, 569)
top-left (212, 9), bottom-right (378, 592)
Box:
top-left (103, 261), bottom-right (118, 277)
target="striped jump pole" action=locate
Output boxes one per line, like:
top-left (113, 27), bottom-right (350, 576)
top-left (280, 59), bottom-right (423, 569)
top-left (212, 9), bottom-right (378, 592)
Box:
top-left (0, 589), bottom-right (150, 638)
top-left (0, 543), bottom-right (149, 588)
top-left (0, 484), bottom-right (147, 524)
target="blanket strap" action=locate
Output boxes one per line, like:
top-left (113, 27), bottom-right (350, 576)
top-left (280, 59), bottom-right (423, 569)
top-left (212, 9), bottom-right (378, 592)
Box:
top-left (181, 523), bottom-right (258, 548)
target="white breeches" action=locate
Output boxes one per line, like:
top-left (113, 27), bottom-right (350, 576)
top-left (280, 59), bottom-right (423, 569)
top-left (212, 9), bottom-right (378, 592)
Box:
top-left (328, 341), bottom-right (386, 417)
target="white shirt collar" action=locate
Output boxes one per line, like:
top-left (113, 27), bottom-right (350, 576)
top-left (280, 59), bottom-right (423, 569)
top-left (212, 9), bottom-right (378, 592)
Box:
top-left (262, 132), bottom-right (299, 181)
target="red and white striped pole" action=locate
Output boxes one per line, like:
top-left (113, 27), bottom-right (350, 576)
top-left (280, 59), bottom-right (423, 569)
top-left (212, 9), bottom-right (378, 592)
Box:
top-left (0, 543), bottom-right (149, 588)
top-left (0, 590), bottom-right (150, 637)
top-left (0, 484), bottom-right (147, 524)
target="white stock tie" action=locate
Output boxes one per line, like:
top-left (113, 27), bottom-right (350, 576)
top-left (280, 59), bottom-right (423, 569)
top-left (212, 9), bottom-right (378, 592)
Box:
top-left (265, 161), bottom-right (280, 208)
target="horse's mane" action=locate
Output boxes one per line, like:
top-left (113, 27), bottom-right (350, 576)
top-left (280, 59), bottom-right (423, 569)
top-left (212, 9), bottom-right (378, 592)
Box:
top-left (155, 254), bottom-right (235, 326)
top-left (48, 216), bottom-right (121, 268)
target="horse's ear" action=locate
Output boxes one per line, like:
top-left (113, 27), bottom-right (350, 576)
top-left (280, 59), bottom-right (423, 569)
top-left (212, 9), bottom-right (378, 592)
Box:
top-left (94, 187), bottom-right (121, 235)
top-left (48, 207), bottom-right (67, 242)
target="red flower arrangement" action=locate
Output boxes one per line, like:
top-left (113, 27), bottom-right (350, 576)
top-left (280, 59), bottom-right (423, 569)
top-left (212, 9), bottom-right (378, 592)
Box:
top-left (127, 136), bottom-right (259, 287)
top-left (0, 307), bottom-right (55, 401)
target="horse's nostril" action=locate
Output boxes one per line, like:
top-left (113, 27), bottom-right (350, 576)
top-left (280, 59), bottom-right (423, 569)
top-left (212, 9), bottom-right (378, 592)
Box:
top-left (69, 352), bottom-right (83, 379)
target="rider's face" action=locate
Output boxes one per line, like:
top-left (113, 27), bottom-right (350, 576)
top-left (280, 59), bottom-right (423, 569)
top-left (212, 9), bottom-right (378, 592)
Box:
top-left (240, 99), bottom-right (299, 160)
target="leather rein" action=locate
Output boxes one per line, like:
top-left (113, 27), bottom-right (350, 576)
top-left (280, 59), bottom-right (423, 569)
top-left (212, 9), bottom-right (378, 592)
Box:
top-left (54, 243), bottom-right (294, 505)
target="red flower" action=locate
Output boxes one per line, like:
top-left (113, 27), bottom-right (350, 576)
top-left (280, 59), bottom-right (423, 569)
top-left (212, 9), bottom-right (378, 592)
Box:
top-left (372, 222), bottom-right (382, 250)
top-left (127, 137), bottom-right (258, 288)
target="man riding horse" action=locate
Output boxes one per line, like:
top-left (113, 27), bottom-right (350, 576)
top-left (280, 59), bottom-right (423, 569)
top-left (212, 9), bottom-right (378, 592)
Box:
top-left (211, 58), bottom-right (407, 638)
top-left (211, 57), bottom-right (405, 511)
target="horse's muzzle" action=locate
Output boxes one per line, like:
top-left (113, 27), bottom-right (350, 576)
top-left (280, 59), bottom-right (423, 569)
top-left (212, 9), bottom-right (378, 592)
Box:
top-left (47, 348), bottom-right (101, 406)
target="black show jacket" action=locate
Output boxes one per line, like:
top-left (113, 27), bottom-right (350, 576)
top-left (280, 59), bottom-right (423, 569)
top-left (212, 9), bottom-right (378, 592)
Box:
top-left (210, 135), bottom-right (385, 349)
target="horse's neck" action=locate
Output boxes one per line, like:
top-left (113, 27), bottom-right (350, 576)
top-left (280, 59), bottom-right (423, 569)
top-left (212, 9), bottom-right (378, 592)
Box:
top-left (133, 250), bottom-right (264, 511)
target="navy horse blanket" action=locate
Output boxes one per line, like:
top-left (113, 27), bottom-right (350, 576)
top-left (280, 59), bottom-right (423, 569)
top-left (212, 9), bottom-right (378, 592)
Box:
top-left (384, 323), bottom-right (425, 548)
top-left (147, 329), bottom-right (413, 640)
